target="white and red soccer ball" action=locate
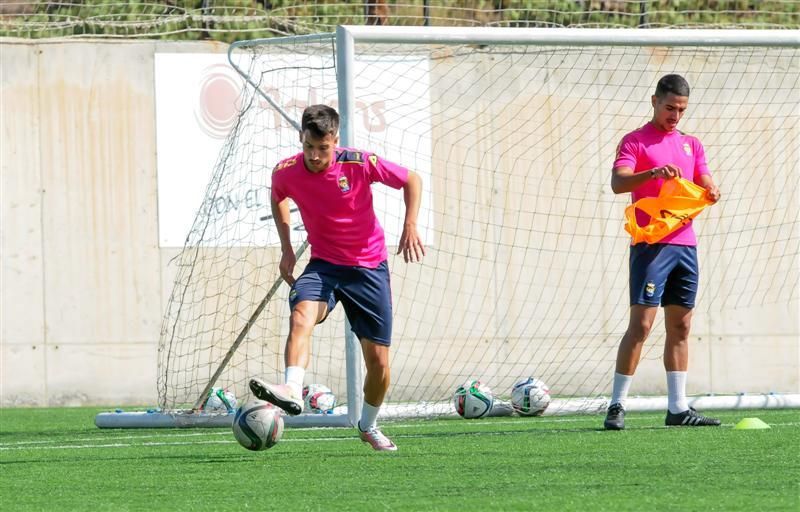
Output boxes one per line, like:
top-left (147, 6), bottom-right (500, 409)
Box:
top-left (302, 383), bottom-right (337, 414)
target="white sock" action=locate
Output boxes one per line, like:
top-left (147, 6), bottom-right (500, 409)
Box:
top-left (667, 371), bottom-right (689, 414)
top-left (610, 372), bottom-right (634, 408)
top-left (358, 401), bottom-right (380, 432)
top-left (284, 366), bottom-right (305, 398)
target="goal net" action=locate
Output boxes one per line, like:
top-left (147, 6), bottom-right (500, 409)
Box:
top-left (155, 28), bottom-right (799, 424)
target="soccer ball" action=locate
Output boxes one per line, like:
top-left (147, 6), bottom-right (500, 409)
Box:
top-left (202, 387), bottom-right (237, 413)
top-left (453, 379), bottom-right (494, 419)
top-left (302, 383), bottom-right (337, 413)
top-left (511, 377), bottom-right (551, 416)
top-left (232, 400), bottom-right (284, 451)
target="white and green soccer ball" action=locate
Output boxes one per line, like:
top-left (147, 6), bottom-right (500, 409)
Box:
top-left (453, 379), bottom-right (494, 419)
top-left (511, 377), bottom-right (551, 416)
top-left (302, 383), bottom-right (337, 413)
top-left (202, 387), bottom-right (237, 413)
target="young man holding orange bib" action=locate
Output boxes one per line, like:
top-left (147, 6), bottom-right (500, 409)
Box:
top-left (605, 74), bottom-right (721, 430)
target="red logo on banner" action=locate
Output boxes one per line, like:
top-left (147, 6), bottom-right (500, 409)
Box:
top-left (194, 64), bottom-right (241, 139)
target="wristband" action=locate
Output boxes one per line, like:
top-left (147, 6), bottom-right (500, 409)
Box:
top-left (650, 169), bottom-right (657, 179)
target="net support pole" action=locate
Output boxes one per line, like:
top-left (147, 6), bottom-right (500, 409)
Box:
top-left (336, 26), bottom-right (364, 429)
top-left (191, 243), bottom-right (308, 410)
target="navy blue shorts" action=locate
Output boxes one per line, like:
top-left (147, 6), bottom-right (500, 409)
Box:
top-left (629, 244), bottom-right (699, 308)
top-left (289, 259), bottom-right (393, 346)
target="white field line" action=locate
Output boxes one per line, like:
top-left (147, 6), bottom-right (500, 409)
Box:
top-left (2, 420), bottom-right (798, 452)
top-left (0, 415), bottom-right (633, 447)
top-left (0, 438), bottom-right (353, 451)
top-left (0, 416), bottom-right (598, 446)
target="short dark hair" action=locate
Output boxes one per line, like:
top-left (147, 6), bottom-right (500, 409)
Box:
top-left (301, 105), bottom-right (339, 138)
top-left (655, 74), bottom-right (690, 98)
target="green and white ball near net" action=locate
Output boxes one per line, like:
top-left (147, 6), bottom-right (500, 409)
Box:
top-left (202, 387), bottom-right (237, 413)
top-left (453, 379), bottom-right (495, 419)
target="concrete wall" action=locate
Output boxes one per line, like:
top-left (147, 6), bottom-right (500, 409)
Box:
top-left (1, 40), bottom-right (229, 406)
top-left (1, 40), bottom-right (798, 407)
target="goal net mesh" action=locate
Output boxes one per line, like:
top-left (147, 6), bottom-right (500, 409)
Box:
top-left (157, 35), bottom-right (799, 416)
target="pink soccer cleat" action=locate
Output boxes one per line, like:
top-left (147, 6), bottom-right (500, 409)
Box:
top-left (358, 425), bottom-right (397, 452)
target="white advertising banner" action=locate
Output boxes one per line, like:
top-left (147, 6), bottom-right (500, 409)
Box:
top-left (154, 52), bottom-right (432, 248)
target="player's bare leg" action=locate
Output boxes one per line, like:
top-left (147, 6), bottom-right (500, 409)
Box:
top-left (362, 340), bottom-right (390, 406)
top-left (249, 300), bottom-right (327, 416)
top-left (663, 305), bottom-right (691, 373)
top-left (605, 305), bottom-right (658, 430)
top-left (357, 339), bottom-right (396, 451)
top-left (663, 305), bottom-right (719, 426)
top-left (616, 305), bottom-right (658, 375)
top-left (285, 300), bottom-right (328, 369)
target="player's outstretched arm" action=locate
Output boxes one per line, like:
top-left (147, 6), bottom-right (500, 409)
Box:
top-left (398, 170), bottom-right (425, 263)
top-left (271, 197), bottom-right (296, 284)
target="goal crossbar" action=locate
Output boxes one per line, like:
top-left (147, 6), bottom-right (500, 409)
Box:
top-left (338, 26), bottom-right (800, 47)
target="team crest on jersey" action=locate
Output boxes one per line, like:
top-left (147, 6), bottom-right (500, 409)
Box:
top-left (645, 281), bottom-right (656, 298)
top-left (273, 157), bottom-right (296, 173)
top-left (338, 176), bottom-right (351, 192)
top-left (683, 143), bottom-right (692, 156)
top-left (369, 154), bottom-right (378, 167)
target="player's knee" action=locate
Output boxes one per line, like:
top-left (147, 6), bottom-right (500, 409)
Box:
top-left (628, 319), bottom-right (653, 342)
top-left (365, 355), bottom-right (389, 374)
top-left (362, 347), bottom-right (390, 373)
top-left (290, 304), bottom-right (319, 330)
top-left (666, 319), bottom-right (691, 340)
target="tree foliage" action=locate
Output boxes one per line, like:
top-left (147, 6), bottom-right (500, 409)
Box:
top-left (0, 1), bottom-right (797, 39)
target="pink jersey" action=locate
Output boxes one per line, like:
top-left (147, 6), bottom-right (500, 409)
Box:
top-left (613, 122), bottom-right (711, 246)
top-left (270, 148), bottom-right (409, 267)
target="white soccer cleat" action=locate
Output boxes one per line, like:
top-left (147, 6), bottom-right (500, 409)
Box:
top-left (358, 425), bottom-right (397, 452)
top-left (248, 378), bottom-right (304, 416)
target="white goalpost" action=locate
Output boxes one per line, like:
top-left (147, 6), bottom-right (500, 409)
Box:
top-left (97, 26), bottom-right (799, 428)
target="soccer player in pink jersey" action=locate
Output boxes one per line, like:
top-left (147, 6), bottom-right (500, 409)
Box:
top-left (604, 74), bottom-right (721, 430)
top-left (249, 105), bottom-right (425, 451)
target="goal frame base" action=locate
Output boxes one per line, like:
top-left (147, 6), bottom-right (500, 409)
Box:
top-left (95, 393), bottom-right (800, 428)
top-left (94, 410), bottom-right (352, 428)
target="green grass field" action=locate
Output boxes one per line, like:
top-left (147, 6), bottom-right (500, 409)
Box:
top-left (1, 408), bottom-right (798, 511)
